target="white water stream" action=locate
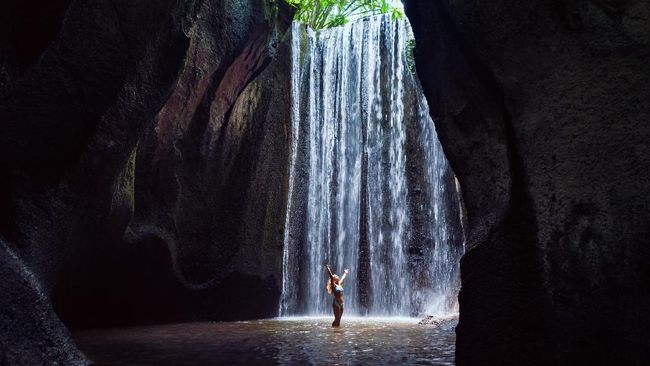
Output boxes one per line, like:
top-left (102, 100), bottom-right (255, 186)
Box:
top-left (280, 15), bottom-right (463, 317)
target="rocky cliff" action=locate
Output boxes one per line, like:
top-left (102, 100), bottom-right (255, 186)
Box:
top-left (405, 0), bottom-right (650, 365)
top-left (2, 0), bottom-right (648, 364)
top-left (0, 0), bottom-right (292, 362)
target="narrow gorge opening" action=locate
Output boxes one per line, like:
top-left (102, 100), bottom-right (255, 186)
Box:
top-left (279, 10), bottom-right (465, 318)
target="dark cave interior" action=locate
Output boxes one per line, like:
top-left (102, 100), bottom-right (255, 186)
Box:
top-left (1, 0), bottom-right (649, 365)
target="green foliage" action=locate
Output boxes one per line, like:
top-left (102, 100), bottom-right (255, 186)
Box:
top-left (284, 0), bottom-right (404, 30)
top-left (110, 144), bottom-right (137, 214)
top-left (406, 37), bottom-right (416, 74)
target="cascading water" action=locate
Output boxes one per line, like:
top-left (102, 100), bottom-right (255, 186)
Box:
top-left (280, 14), bottom-right (464, 317)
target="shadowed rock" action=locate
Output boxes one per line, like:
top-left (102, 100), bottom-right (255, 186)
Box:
top-left (405, 0), bottom-right (650, 364)
top-left (0, 0), bottom-right (293, 362)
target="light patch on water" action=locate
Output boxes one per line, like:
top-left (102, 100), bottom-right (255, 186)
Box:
top-left (75, 318), bottom-right (457, 365)
top-left (274, 316), bottom-right (421, 323)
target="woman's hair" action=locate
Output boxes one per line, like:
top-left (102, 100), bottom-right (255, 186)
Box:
top-left (326, 275), bottom-right (339, 294)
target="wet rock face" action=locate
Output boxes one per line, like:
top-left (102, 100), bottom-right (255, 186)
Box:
top-left (0, 239), bottom-right (88, 365)
top-left (405, 0), bottom-right (650, 365)
top-left (52, 1), bottom-right (294, 328)
top-left (1, 0), bottom-right (192, 361)
top-left (1, 0), bottom-right (292, 361)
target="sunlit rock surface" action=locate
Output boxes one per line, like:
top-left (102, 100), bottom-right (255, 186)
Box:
top-left (51, 1), bottom-right (294, 327)
top-left (1, 0), bottom-right (292, 362)
top-left (405, 0), bottom-right (650, 364)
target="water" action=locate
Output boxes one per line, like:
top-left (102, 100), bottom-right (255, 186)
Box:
top-left (74, 317), bottom-right (456, 365)
top-left (280, 15), bottom-right (463, 317)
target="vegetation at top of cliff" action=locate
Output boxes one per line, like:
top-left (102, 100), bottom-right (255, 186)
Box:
top-left (284, 0), bottom-right (404, 30)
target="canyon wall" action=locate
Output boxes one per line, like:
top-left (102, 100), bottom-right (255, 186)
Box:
top-left (404, 0), bottom-right (650, 365)
top-left (2, 0), bottom-right (648, 364)
top-left (0, 0), bottom-right (291, 362)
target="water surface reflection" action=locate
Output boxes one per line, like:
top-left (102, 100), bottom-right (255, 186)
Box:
top-left (75, 317), bottom-right (456, 365)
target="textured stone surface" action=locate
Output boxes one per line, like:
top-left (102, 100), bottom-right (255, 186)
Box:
top-left (52, 1), bottom-right (293, 328)
top-left (1, 0), bottom-right (192, 362)
top-left (3, 0), bottom-right (648, 364)
top-left (405, 0), bottom-right (650, 364)
top-left (0, 0), bottom-right (292, 362)
top-left (0, 239), bottom-right (87, 365)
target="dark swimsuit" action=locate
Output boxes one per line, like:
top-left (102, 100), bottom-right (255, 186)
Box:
top-left (333, 285), bottom-right (344, 310)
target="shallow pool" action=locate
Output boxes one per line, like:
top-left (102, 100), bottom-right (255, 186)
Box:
top-left (74, 316), bottom-right (456, 365)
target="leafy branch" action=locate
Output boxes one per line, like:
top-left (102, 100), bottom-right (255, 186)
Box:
top-left (283, 0), bottom-right (404, 30)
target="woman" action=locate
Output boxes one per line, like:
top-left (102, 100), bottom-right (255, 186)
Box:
top-left (325, 264), bottom-right (349, 327)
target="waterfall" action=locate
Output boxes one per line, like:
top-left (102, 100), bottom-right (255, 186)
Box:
top-left (280, 15), bottom-right (464, 317)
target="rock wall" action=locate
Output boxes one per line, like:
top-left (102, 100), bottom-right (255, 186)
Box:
top-left (1, 0), bottom-right (292, 362)
top-left (4, 0), bottom-right (648, 364)
top-left (404, 0), bottom-right (650, 365)
top-left (53, 0), bottom-right (293, 329)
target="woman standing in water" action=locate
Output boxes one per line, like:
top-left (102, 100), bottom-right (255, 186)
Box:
top-left (325, 264), bottom-right (349, 327)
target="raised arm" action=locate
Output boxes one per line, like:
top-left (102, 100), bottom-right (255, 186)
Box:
top-left (325, 264), bottom-right (334, 281)
top-left (340, 268), bottom-right (350, 284)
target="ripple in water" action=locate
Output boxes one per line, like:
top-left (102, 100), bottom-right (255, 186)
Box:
top-left (75, 317), bottom-right (456, 365)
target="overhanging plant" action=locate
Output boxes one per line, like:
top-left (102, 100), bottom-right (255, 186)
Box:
top-left (284, 0), bottom-right (404, 30)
